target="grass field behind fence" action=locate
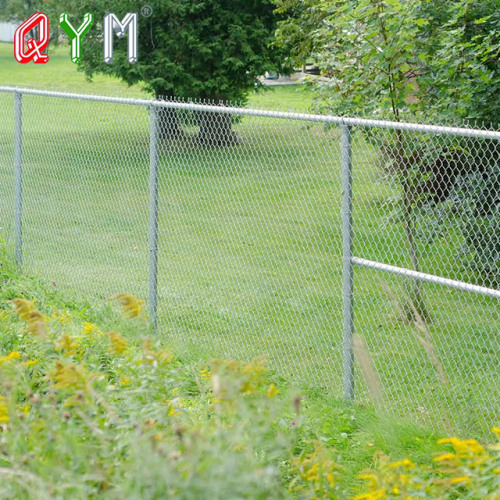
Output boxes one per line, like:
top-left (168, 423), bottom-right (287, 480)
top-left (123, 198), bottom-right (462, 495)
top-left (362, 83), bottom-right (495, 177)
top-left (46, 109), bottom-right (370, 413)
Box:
top-left (0, 43), bottom-right (498, 436)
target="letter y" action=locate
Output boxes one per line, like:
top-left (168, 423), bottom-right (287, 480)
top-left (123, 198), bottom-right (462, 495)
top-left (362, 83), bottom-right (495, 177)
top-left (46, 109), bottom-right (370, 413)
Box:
top-left (59, 13), bottom-right (93, 63)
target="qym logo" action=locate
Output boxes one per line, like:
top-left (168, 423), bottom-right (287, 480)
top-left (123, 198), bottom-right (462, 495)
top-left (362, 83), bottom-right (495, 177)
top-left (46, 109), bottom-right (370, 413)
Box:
top-left (14, 12), bottom-right (139, 65)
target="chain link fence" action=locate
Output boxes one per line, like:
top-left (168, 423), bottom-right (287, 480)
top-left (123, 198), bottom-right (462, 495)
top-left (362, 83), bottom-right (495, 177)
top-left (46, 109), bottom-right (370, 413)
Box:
top-left (0, 87), bottom-right (498, 436)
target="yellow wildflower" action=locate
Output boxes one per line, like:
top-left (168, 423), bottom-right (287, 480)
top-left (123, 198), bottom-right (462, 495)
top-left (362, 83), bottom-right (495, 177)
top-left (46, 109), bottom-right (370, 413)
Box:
top-left (108, 331), bottom-right (128, 355)
top-left (55, 334), bottom-right (79, 356)
top-left (353, 488), bottom-right (387, 500)
top-left (109, 294), bottom-right (144, 319)
top-left (9, 298), bottom-right (35, 320)
top-left (49, 361), bottom-right (87, 391)
top-left (9, 298), bottom-right (47, 336)
top-left (166, 398), bottom-right (183, 416)
top-left (168, 406), bottom-right (179, 417)
top-left (200, 368), bottom-right (211, 380)
top-left (359, 474), bottom-right (379, 489)
top-left (389, 458), bottom-right (414, 469)
top-left (142, 339), bottom-right (173, 366)
top-left (462, 439), bottom-right (486, 455)
top-left (154, 348), bottom-right (173, 366)
top-left (438, 437), bottom-right (461, 445)
top-left (21, 358), bottom-right (38, 367)
top-left (266, 383), bottom-right (279, 398)
top-left (289, 440), bottom-right (340, 496)
top-left (119, 377), bottom-right (131, 386)
top-left (0, 396), bottom-right (9, 424)
top-left (58, 310), bottom-right (73, 325)
top-left (438, 437), bottom-right (486, 458)
top-left (26, 310), bottom-right (47, 337)
top-left (241, 357), bottom-right (267, 393)
top-left (450, 476), bottom-right (471, 485)
top-left (83, 322), bottom-right (98, 335)
top-left (326, 472), bottom-right (335, 488)
top-left (305, 462), bottom-right (319, 482)
top-left (398, 473), bottom-right (410, 486)
top-left (438, 437), bottom-right (469, 457)
top-left (0, 351), bottom-right (21, 364)
top-left (433, 452), bottom-right (456, 462)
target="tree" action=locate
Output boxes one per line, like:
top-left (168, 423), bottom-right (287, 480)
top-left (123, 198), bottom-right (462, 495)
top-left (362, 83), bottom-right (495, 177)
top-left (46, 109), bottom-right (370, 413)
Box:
top-left (416, 1), bottom-right (500, 289)
top-left (0, 0), bottom-right (60, 45)
top-left (55, 0), bottom-right (282, 143)
top-left (0, 0), bottom-right (40, 21)
top-left (273, 0), bottom-right (326, 71)
top-left (274, 0), bottom-right (500, 124)
top-left (274, 0), bottom-right (500, 307)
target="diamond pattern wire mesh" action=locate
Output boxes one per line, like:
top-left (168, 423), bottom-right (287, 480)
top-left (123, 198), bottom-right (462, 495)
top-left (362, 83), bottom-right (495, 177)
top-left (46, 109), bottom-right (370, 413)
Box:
top-left (154, 107), bottom-right (343, 388)
top-left (0, 88), bottom-right (498, 436)
top-left (20, 95), bottom-right (150, 300)
top-left (0, 92), bottom-right (15, 248)
top-left (351, 126), bottom-right (500, 435)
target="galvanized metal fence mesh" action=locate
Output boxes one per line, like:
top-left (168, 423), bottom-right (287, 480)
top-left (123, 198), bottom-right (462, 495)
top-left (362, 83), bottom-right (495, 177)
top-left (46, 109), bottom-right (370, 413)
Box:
top-left (0, 87), bottom-right (498, 436)
top-left (349, 125), bottom-right (500, 434)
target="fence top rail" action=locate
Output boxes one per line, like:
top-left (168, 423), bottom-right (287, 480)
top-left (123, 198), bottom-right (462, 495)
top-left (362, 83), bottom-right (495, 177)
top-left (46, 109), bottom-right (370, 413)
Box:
top-left (1, 85), bottom-right (500, 140)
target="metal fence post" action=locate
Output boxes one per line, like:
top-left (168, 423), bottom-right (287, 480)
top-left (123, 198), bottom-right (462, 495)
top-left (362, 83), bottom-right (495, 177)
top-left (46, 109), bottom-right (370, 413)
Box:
top-left (14, 90), bottom-right (23, 269)
top-left (148, 103), bottom-right (159, 330)
top-left (341, 124), bottom-right (354, 399)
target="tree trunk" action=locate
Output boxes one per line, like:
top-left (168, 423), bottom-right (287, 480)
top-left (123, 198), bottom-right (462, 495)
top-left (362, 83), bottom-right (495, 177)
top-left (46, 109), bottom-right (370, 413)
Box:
top-left (157, 106), bottom-right (183, 140)
top-left (394, 131), bottom-right (429, 321)
top-left (154, 92), bottom-right (182, 140)
top-left (197, 111), bottom-right (239, 146)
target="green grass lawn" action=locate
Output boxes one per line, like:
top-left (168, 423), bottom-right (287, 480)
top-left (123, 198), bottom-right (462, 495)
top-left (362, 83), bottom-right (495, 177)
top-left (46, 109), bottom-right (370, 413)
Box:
top-left (0, 42), bottom-right (498, 437)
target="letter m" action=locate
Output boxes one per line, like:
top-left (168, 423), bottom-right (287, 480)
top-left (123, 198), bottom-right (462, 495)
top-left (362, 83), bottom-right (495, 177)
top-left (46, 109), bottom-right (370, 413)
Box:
top-left (103, 13), bottom-right (138, 64)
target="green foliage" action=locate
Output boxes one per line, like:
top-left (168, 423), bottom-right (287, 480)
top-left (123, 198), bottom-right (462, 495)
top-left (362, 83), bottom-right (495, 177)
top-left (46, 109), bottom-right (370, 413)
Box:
top-left (55, 0), bottom-right (280, 104)
top-left (0, 0), bottom-right (41, 22)
top-left (0, 0), bottom-right (60, 42)
top-left (275, 1), bottom-right (424, 316)
top-left (416, 0), bottom-right (500, 126)
top-left (313, 0), bottom-right (424, 121)
top-left (274, 0), bottom-right (423, 120)
top-left (274, 0), bottom-right (500, 126)
top-left (0, 281), bottom-right (291, 497)
top-left (354, 434), bottom-right (500, 499)
top-left (273, 0), bottom-right (326, 70)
